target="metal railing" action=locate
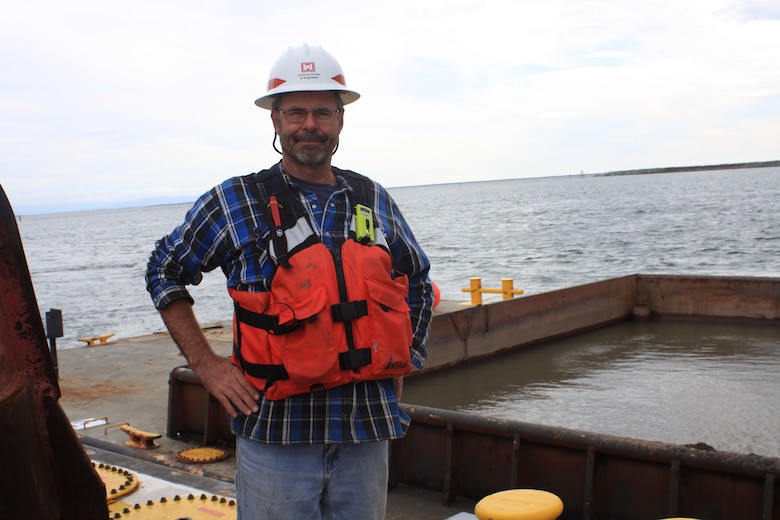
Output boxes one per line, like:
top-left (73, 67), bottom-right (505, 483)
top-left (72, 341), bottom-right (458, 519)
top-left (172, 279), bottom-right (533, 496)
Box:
top-left (461, 277), bottom-right (524, 305)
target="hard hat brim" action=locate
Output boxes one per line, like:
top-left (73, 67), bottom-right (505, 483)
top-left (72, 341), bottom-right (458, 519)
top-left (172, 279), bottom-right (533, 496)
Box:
top-left (256, 44), bottom-right (360, 110)
top-left (255, 88), bottom-right (360, 110)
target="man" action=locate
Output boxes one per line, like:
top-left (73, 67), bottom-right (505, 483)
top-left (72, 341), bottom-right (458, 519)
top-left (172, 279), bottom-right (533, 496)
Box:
top-left (146, 43), bottom-right (433, 519)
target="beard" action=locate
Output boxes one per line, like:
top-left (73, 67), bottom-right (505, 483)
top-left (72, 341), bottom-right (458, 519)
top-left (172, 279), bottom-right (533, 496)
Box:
top-left (281, 131), bottom-right (338, 168)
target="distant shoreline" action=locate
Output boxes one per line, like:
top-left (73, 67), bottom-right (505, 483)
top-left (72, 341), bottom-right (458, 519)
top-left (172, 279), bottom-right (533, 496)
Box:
top-left (593, 160), bottom-right (780, 177)
top-left (13, 160), bottom-right (779, 216)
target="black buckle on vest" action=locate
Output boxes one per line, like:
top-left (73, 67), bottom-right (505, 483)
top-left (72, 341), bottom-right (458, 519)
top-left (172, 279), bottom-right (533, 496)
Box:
top-left (233, 342), bottom-right (290, 389)
top-left (270, 320), bottom-right (305, 335)
top-left (330, 300), bottom-right (368, 322)
top-left (339, 348), bottom-right (372, 371)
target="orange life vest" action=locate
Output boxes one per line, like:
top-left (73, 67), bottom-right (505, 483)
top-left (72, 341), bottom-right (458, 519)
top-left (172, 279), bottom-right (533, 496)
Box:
top-left (230, 170), bottom-right (413, 400)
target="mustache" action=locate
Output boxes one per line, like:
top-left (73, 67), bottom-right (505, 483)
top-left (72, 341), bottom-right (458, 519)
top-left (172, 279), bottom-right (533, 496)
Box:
top-left (293, 132), bottom-right (327, 143)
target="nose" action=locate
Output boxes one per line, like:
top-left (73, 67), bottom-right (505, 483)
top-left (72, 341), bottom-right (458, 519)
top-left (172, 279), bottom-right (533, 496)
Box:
top-left (301, 110), bottom-right (319, 129)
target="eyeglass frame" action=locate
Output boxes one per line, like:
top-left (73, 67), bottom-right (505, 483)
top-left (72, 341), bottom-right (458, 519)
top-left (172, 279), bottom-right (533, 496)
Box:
top-left (276, 106), bottom-right (342, 123)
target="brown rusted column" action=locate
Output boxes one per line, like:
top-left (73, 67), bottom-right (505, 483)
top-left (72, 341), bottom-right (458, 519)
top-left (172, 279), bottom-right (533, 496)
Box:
top-left (0, 185), bottom-right (108, 519)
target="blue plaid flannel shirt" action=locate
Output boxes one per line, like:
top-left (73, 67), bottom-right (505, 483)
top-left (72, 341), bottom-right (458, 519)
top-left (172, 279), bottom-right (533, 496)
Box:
top-left (146, 163), bottom-right (433, 444)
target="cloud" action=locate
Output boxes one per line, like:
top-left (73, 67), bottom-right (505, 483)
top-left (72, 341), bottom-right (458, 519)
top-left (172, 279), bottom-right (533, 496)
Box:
top-left (721, 0), bottom-right (780, 21)
top-left (1, 0), bottom-right (779, 212)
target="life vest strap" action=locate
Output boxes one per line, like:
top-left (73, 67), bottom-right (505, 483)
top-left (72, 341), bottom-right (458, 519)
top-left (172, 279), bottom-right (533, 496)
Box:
top-left (235, 303), bottom-right (304, 335)
top-left (339, 348), bottom-right (372, 371)
top-left (330, 300), bottom-right (368, 322)
top-left (266, 194), bottom-right (291, 268)
top-left (232, 343), bottom-right (290, 390)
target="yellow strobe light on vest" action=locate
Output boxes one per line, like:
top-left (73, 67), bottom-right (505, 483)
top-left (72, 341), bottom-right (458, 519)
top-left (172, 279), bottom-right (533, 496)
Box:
top-left (355, 204), bottom-right (374, 245)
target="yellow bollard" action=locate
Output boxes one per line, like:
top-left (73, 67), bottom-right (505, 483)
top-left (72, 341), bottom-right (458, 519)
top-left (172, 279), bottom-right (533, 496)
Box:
top-left (462, 277), bottom-right (484, 305)
top-left (501, 278), bottom-right (524, 300)
top-left (462, 277), bottom-right (524, 306)
top-left (474, 489), bottom-right (563, 520)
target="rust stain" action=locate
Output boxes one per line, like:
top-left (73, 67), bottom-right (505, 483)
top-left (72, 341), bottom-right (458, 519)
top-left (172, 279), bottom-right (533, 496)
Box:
top-left (59, 379), bottom-right (140, 401)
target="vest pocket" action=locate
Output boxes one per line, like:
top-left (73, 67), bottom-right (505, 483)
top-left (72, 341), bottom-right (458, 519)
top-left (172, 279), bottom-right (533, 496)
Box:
top-left (359, 276), bottom-right (413, 377)
top-left (269, 286), bottom-right (343, 387)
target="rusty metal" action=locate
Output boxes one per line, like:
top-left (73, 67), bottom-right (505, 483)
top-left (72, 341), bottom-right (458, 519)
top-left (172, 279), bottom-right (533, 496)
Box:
top-left (765, 474), bottom-right (776, 520)
top-left (79, 433), bottom-right (235, 483)
top-left (159, 273), bottom-right (780, 518)
top-left (510, 433), bottom-right (520, 488)
top-left (119, 424), bottom-right (163, 450)
top-left (0, 185), bottom-right (108, 519)
top-left (176, 446), bottom-right (231, 464)
top-left (105, 421), bottom-right (130, 435)
top-left (636, 274), bottom-right (780, 320)
top-left (668, 459), bottom-right (681, 517)
top-left (168, 366), bottom-right (233, 443)
top-left (164, 311), bottom-right (780, 519)
top-left (420, 275), bottom-right (780, 379)
top-left (392, 403), bottom-right (780, 520)
top-left (583, 446), bottom-right (595, 519)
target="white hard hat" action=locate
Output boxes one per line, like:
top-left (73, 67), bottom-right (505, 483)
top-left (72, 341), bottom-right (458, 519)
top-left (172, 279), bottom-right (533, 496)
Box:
top-left (255, 44), bottom-right (360, 110)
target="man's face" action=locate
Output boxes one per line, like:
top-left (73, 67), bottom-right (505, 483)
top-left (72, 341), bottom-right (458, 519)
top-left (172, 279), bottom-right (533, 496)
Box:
top-left (272, 91), bottom-right (343, 169)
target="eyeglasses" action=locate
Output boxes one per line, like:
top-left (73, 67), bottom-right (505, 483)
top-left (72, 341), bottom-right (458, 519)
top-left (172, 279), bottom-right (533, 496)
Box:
top-left (277, 107), bottom-right (341, 123)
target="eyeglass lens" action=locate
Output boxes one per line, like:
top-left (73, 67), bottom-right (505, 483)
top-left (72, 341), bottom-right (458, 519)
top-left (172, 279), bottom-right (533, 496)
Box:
top-left (281, 108), bottom-right (339, 122)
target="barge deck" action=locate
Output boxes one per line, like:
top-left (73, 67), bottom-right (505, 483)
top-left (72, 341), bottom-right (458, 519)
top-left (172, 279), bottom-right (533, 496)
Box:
top-left (2, 184), bottom-right (779, 519)
top-left (38, 275), bottom-right (780, 519)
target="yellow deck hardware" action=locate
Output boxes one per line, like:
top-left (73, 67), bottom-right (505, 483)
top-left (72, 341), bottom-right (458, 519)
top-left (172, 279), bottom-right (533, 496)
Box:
top-left (176, 446), bottom-right (231, 464)
top-left (93, 463), bottom-right (139, 503)
top-left (112, 423), bottom-right (163, 450)
top-left (462, 277), bottom-right (524, 305)
top-left (78, 333), bottom-right (115, 346)
top-left (108, 493), bottom-right (237, 519)
top-left (475, 489), bottom-right (563, 520)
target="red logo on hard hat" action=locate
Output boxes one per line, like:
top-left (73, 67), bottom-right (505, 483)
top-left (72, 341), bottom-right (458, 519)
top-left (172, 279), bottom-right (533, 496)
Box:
top-left (331, 74), bottom-right (346, 86)
top-left (301, 62), bottom-right (315, 73)
top-left (268, 78), bottom-right (286, 90)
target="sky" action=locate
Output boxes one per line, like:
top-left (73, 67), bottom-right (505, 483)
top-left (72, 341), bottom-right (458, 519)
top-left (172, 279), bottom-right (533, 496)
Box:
top-left (2, 0), bottom-right (779, 214)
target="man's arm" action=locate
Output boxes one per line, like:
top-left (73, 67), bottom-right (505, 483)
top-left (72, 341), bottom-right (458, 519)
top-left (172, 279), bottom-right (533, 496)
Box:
top-left (160, 298), bottom-right (259, 418)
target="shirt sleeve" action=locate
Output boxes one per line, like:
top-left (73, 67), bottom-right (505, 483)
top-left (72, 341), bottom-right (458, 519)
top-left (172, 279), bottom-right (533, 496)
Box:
top-left (145, 177), bottom-right (267, 310)
top-left (372, 183), bottom-right (434, 369)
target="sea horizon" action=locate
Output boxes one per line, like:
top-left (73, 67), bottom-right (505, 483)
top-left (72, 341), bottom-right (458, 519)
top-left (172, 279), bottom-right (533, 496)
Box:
top-left (14, 164), bottom-right (779, 350)
top-left (10, 159), bottom-right (779, 216)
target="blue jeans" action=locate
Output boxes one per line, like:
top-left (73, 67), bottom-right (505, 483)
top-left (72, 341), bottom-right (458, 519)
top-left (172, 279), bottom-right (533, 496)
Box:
top-left (235, 436), bottom-right (389, 520)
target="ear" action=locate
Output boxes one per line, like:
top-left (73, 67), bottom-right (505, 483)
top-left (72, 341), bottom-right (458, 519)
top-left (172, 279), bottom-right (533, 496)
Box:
top-left (271, 110), bottom-right (282, 134)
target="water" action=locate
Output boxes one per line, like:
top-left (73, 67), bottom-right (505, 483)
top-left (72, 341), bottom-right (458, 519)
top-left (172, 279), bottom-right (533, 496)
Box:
top-left (17, 167), bottom-right (779, 344)
top-left (391, 166), bottom-right (780, 298)
top-left (403, 320), bottom-right (780, 457)
top-left (12, 166), bottom-right (780, 456)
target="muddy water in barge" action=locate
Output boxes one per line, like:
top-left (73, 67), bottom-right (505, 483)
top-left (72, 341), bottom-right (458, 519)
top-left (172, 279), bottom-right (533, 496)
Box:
top-left (404, 319), bottom-right (780, 458)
